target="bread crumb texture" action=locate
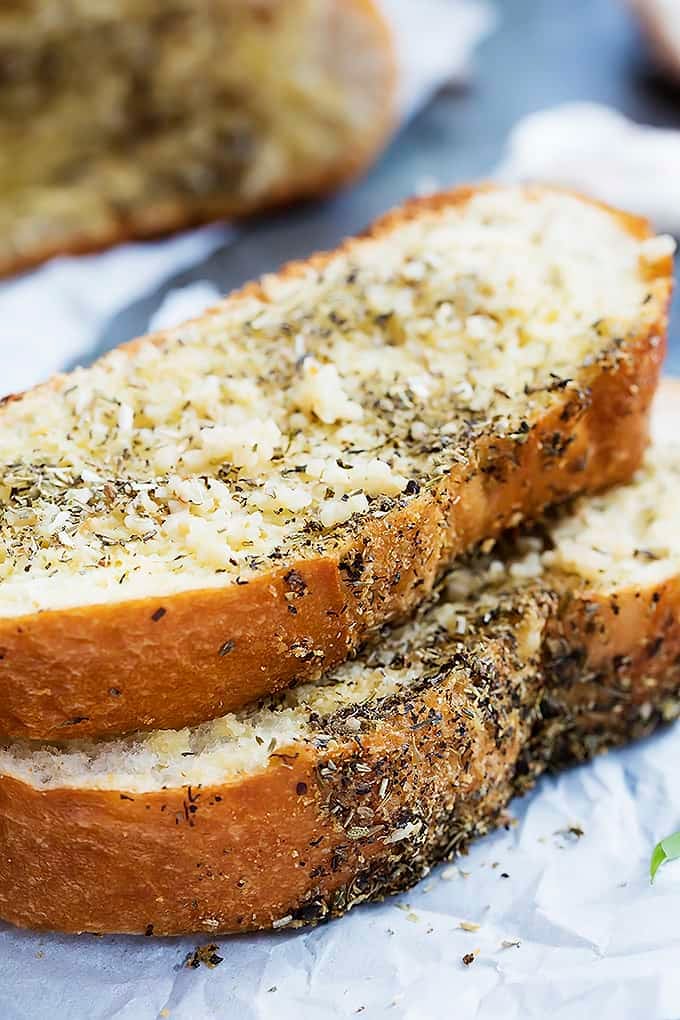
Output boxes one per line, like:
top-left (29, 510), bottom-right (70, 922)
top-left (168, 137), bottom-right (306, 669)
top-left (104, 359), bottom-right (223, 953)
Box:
top-left (544, 443), bottom-right (680, 588)
top-left (3, 441), bottom-right (678, 794)
top-left (0, 190), bottom-right (667, 616)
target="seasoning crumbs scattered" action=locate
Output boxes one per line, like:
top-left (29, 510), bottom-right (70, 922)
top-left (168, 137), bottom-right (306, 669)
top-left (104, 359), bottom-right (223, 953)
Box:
top-left (554, 824), bottom-right (585, 842)
top-left (184, 943), bottom-right (223, 969)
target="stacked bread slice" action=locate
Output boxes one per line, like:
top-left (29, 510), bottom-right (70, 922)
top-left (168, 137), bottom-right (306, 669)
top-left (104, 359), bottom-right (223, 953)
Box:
top-left (0, 185), bottom-right (676, 934)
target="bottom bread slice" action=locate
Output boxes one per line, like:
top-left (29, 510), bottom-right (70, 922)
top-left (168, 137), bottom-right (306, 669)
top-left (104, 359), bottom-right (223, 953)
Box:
top-left (1, 425), bottom-right (680, 934)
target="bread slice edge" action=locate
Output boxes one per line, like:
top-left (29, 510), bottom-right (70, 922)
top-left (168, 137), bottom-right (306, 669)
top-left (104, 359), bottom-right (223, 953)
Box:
top-left (0, 185), bottom-right (672, 740)
top-left (1, 381), bottom-right (680, 934)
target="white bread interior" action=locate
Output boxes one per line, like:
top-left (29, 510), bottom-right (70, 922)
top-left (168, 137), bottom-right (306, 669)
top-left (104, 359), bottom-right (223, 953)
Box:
top-left (0, 188), bottom-right (671, 617)
top-left (3, 436), bottom-right (678, 794)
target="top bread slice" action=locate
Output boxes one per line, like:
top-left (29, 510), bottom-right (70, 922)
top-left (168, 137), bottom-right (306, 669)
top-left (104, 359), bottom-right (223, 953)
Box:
top-left (0, 185), bottom-right (672, 740)
top-left (0, 0), bottom-right (395, 277)
top-left (1, 384), bottom-right (680, 936)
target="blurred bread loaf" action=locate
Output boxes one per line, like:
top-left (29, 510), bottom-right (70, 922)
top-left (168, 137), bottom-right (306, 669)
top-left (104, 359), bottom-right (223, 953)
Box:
top-left (0, 0), bottom-right (395, 275)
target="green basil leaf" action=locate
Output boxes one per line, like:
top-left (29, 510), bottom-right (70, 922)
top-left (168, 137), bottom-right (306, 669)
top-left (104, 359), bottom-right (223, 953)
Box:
top-left (650, 830), bottom-right (680, 882)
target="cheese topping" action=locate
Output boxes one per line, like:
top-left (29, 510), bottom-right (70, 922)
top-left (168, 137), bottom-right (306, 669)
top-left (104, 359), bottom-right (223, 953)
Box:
top-left (2, 441), bottom-right (679, 794)
top-left (0, 189), bottom-right (665, 615)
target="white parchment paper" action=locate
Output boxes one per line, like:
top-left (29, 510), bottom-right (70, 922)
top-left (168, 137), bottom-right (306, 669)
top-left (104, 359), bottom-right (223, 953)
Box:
top-left (497, 102), bottom-right (680, 236)
top-left (4, 693), bottom-right (680, 1020)
top-left (7, 5), bottom-right (680, 1019)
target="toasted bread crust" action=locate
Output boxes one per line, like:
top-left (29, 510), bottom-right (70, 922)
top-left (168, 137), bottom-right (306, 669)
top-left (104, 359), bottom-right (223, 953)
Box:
top-left (0, 0), bottom-right (396, 278)
top-left (0, 187), bottom-right (671, 741)
top-left (3, 384), bottom-right (680, 936)
top-left (1, 627), bottom-right (674, 937)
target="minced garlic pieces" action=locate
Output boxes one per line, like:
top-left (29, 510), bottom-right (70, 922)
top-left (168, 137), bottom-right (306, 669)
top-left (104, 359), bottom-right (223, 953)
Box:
top-left (0, 189), bottom-right (663, 614)
top-left (293, 358), bottom-right (364, 425)
top-left (544, 444), bottom-right (680, 589)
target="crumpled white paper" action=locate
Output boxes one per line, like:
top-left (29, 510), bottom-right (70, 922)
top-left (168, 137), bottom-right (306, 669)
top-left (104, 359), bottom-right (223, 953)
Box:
top-left (5, 685), bottom-right (680, 1019)
top-left (0, 0), bottom-right (494, 398)
top-left (385, 0), bottom-right (494, 117)
top-left (0, 225), bottom-right (231, 396)
top-left (497, 102), bottom-right (680, 236)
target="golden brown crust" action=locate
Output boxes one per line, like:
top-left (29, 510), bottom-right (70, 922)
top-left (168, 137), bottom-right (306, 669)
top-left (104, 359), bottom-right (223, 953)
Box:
top-left (0, 0), bottom-right (396, 279)
top-left (0, 592), bottom-right (551, 935)
top-left (0, 186), bottom-right (672, 741)
top-left (4, 425), bottom-right (680, 936)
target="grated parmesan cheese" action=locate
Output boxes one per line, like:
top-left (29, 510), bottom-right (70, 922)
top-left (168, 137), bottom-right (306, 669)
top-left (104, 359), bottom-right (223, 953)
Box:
top-left (2, 441), bottom-right (680, 792)
top-left (0, 189), bottom-right (667, 616)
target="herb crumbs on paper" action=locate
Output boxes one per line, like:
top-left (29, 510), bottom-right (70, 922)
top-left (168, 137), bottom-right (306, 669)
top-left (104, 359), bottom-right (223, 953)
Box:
top-left (184, 943), bottom-right (224, 969)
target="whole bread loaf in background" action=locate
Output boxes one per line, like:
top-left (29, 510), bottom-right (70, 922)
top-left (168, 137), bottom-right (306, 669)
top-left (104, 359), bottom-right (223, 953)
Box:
top-left (2, 389), bottom-right (680, 936)
top-left (0, 185), bottom-right (672, 741)
top-left (0, 0), bottom-right (395, 276)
